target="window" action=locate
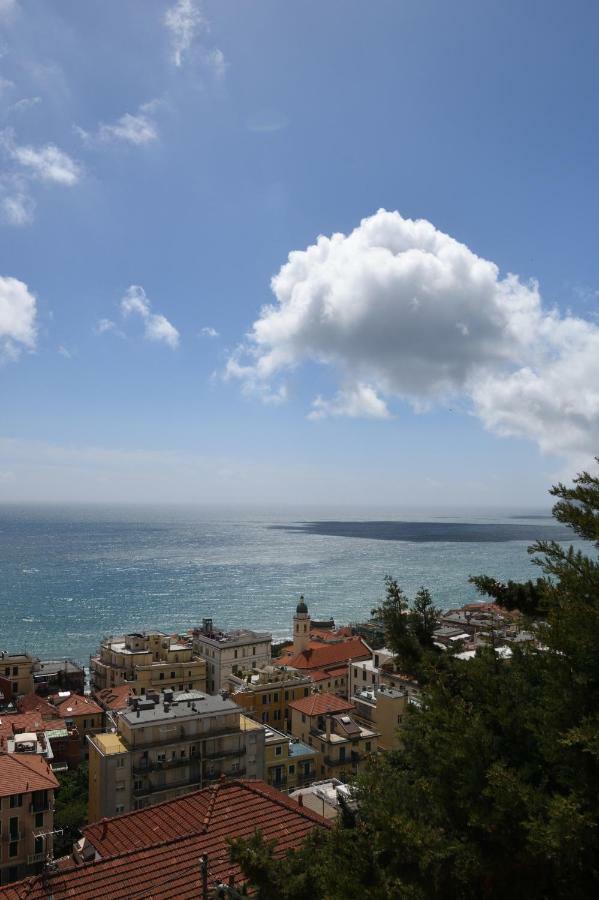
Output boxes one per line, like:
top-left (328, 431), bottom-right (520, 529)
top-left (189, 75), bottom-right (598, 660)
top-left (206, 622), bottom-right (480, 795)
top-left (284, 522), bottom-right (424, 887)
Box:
top-left (262, 695), bottom-right (268, 705)
top-left (303, 688), bottom-right (309, 697)
top-left (115, 804), bottom-right (125, 814)
top-left (116, 757), bottom-right (125, 768)
top-left (9, 842), bottom-right (18, 858)
top-left (170, 671), bottom-right (175, 678)
top-left (273, 692), bottom-right (279, 703)
top-left (275, 745), bottom-right (282, 756)
top-left (34, 836), bottom-right (44, 857)
top-left (301, 713), bottom-right (306, 723)
top-left (9, 817), bottom-right (19, 840)
top-left (397, 715), bottom-right (403, 724)
top-left (9, 794), bottom-right (22, 809)
top-left (234, 649), bottom-right (238, 659)
top-left (288, 764), bottom-right (295, 775)
top-left (12, 666), bottom-right (18, 676)
top-left (362, 670), bottom-right (366, 681)
top-left (374, 655), bottom-right (379, 668)
top-left (35, 812), bottom-right (44, 828)
top-left (261, 711), bottom-right (269, 723)
top-left (365, 742), bottom-right (371, 752)
top-left (284, 691), bottom-right (289, 701)
top-left (252, 647), bottom-right (256, 656)
top-left (159, 672), bottom-right (165, 680)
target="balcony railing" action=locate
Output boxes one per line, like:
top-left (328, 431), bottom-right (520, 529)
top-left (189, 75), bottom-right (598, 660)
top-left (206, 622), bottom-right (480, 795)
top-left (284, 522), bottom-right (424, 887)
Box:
top-left (130, 726), bottom-right (241, 751)
top-left (296, 770), bottom-right (316, 785)
top-left (203, 745), bottom-right (246, 761)
top-left (27, 852), bottom-right (45, 865)
top-left (323, 756), bottom-right (354, 768)
top-left (133, 754), bottom-right (201, 774)
top-left (267, 775), bottom-right (288, 788)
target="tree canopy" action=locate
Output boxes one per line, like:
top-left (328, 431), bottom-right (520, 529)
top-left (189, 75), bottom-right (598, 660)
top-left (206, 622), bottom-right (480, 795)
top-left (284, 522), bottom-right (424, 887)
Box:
top-left (231, 461), bottom-right (599, 898)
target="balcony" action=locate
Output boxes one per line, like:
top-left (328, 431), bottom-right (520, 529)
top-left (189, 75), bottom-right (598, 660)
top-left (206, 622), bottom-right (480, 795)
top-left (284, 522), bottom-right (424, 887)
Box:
top-left (27, 852), bottom-right (45, 865)
top-left (296, 770), bottom-right (316, 785)
top-left (267, 775), bottom-right (287, 788)
top-left (133, 754), bottom-right (201, 774)
top-left (203, 745), bottom-right (246, 761)
top-left (130, 726), bottom-right (241, 751)
top-left (323, 756), bottom-right (354, 768)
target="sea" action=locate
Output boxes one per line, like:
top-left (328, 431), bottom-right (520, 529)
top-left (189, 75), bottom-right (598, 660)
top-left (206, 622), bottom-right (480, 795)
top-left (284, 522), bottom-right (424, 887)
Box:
top-left (0, 503), bottom-right (583, 666)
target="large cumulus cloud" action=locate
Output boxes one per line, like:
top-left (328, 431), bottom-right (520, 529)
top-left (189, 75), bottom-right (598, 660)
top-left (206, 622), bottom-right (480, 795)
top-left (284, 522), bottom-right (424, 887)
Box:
top-left (226, 209), bottom-right (599, 462)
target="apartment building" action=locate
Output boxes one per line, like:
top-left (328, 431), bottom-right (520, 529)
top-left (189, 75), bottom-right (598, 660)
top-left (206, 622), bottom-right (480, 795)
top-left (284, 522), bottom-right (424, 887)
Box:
top-left (0, 654), bottom-right (35, 706)
top-left (87, 688), bottom-right (264, 820)
top-left (349, 649), bottom-right (421, 699)
top-left (288, 692), bottom-right (379, 781)
top-left (90, 631), bottom-right (206, 696)
top-left (228, 665), bottom-right (312, 731)
top-left (350, 684), bottom-right (409, 751)
top-left (0, 754), bottom-right (58, 887)
top-left (192, 619), bottom-right (271, 692)
top-left (263, 726), bottom-right (318, 793)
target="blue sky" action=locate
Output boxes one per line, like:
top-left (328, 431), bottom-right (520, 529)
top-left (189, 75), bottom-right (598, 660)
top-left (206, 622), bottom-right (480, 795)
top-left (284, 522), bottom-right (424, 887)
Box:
top-left (0, 0), bottom-right (598, 505)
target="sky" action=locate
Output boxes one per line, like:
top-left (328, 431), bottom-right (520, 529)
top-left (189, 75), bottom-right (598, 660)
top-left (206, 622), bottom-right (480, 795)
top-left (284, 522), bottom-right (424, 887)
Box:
top-left (0, 0), bottom-right (598, 506)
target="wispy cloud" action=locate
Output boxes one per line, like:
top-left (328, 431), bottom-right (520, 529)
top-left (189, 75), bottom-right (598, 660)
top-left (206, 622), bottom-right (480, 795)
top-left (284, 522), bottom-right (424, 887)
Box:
top-left (165, 0), bottom-right (204, 67)
top-left (199, 326), bottom-right (219, 338)
top-left (120, 285), bottom-right (179, 349)
top-left (1, 128), bottom-right (82, 185)
top-left (76, 100), bottom-right (160, 147)
top-left (7, 96), bottom-right (41, 115)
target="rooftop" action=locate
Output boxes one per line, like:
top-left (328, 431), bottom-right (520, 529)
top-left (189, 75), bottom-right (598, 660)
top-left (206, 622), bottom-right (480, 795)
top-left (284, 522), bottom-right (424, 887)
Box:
top-left (0, 780), bottom-right (331, 900)
top-left (53, 693), bottom-right (103, 717)
top-left (90, 733), bottom-right (128, 755)
top-left (288, 692), bottom-right (354, 717)
top-left (277, 636), bottom-right (370, 671)
top-left (0, 753), bottom-right (58, 798)
top-left (120, 689), bottom-right (239, 726)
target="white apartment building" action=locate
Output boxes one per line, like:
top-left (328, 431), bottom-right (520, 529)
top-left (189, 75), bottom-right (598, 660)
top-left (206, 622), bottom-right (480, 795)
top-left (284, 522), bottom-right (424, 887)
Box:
top-left (192, 619), bottom-right (272, 692)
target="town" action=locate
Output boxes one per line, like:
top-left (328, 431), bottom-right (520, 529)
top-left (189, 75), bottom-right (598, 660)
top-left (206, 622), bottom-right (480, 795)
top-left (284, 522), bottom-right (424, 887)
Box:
top-left (0, 595), bottom-right (532, 897)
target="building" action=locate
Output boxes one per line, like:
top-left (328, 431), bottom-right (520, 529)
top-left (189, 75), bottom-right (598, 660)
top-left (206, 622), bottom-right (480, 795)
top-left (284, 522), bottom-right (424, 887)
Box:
top-left (228, 665), bottom-right (312, 731)
top-left (0, 754), bottom-right (59, 887)
top-left (288, 692), bottom-right (379, 781)
top-left (32, 659), bottom-right (85, 697)
top-left (275, 599), bottom-right (371, 694)
top-left (192, 619), bottom-right (272, 692)
top-left (90, 631), bottom-right (206, 696)
top-left (263, 725), bottom-right (318, 792)
top-left (0, 710), bottom-right (80, 770)
top-left (0, 654), bottom-right (35, 706)
top-left (290, 778), bottom-right (356, 821)
top-left (350, 685), bottom-right (409, 751)
top-left (87, 688), bottom-right (264, 820)
top-left (349, 647), bottom-right (422, 699)
top-left (0, 779), bottom-right (330, 899)
top-left (50, 693), bottom-right (104, 758)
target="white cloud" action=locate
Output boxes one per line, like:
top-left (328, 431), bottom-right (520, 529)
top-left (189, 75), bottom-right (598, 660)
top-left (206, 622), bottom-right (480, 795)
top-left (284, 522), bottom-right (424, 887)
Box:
top-left (0, 274), bottom-right (37, 361)
top-left (8, 96), bottom-right (41, 114)
top-left (199, 326), bottom-right (219, 338)
top-left (205, 47), bottom-right (227, 79)
top-left (1, 129), bottom-right (82, 185)
top-left (120, 285), bottom-right (179, 349)
top-left (165, 0), bottom-right (204, 67)
top-left (1, 186), bottom-right (34, 225)
top-left (0, 76), bottom-right (14, 93)
top-left (77, 100), bottom-right (159, 147)
top-left (57, 344), bottom-right (71, 358)
top-left (227, 209), bottom-right (599, 463)
top-left (309, 384), bottom-right (390, 420)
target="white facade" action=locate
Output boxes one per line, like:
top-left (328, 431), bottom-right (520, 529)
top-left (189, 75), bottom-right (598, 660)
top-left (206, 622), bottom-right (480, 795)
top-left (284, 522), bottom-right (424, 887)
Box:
top-left (193, 625), bottom-right (272, 693)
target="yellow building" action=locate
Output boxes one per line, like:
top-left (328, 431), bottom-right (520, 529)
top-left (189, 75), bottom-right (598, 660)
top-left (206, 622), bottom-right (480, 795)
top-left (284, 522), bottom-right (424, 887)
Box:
top-left (0, 754), bottom-right (59, 887)
top-left (263, 725), bottom-right (318, 792)
top-left (288, 692), bottom-right (378, 781)
top-left (0, 653), bottom-right (35, 702)
top-left (350, 685), bottom-right (409, 751)
top-left (90, 632), bottom-right (206, 696)
top-left (88, 688), bottom-right (265, 821)
top-left (228, 666), bottom-right (312, 732)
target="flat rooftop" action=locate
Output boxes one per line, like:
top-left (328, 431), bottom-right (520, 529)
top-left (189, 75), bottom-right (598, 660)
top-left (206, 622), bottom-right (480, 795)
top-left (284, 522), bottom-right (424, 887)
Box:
top-left (121, 690), bottom-right (240, 725)
top-left (92, 733), bottom-right (128, 755)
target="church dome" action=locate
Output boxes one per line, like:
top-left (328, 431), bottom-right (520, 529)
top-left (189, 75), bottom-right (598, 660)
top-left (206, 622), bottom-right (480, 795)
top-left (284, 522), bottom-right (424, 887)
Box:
top-left (296, 595), bottom-right (308, 615)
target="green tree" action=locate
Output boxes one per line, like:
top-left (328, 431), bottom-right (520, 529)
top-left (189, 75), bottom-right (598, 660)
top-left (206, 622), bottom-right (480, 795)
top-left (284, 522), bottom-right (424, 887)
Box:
top-left (409, 587), bottom-right (441, 648)
top-left (232, 460), bottom-right (599, 899)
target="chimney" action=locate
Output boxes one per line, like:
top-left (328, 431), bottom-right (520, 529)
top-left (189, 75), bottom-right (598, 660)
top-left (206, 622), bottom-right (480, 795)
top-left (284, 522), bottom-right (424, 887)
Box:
top-left (297, 793), bottom-right (303, 806)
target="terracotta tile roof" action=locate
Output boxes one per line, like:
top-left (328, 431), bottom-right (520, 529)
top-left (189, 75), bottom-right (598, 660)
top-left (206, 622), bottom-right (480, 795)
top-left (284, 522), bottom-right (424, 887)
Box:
top-left (308, 665), bottom-right (348, 682)
top-left (0, 780), bottom-right (330, 900)
top-left (277, 636), bottom-right (370, 671)
top-left (53, 693), bottom-right (103, 718)
top-left (288, 692), bottom-right (355, 717)
top-left (93, 684), bottom-right (135, 712)
top-left (310, 626), bottom-right (354, 641)
top-left (16, 693), bottom-right (59, 719)
top-left (0, 710), bottom-right (69, 750)
top-left (0, 753), bottom-right (59, 798)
